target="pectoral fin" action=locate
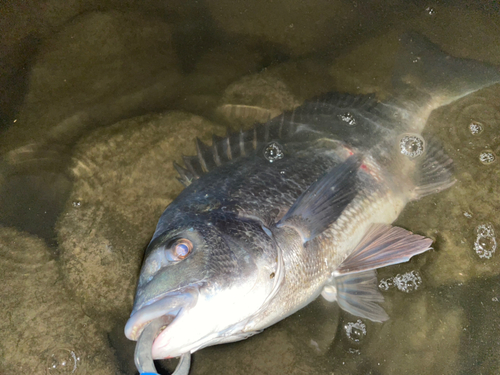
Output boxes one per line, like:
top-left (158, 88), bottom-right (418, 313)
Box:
top-left (277, 155), bottom-right (361, 242)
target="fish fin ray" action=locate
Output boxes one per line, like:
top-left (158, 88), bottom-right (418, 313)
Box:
top-left (195, 137), bottom-right (213, 173)
top-left (277, 155), bottom-right (361, 242)
top-left (411, 138), bottom-right (455, 199)
top-left (394, 32), bottom-right (500, 108)
top-left (335, 224), bottom-right (433, 275)
top-left (173, 162), bottom-right (194, 187)
top-left (212, 134), bottom-right (223, 166)
top-left (181, 155), bottom-right (203, 180)
top-left (322, 270), bottom-right (389, 322)
top-left (239, 130), bottom-right (246, 157)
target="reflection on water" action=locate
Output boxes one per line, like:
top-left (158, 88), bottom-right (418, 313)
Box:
top-left (0, 1), bottom-right (499, 374)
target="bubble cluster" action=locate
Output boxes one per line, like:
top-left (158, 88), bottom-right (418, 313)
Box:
top-left (474, 223), bottom-right (497, 259)
top-left (468, 121), bottom-right (484, 135)
top-left (72, 201), bottom-right (81, 208)
top-left (338, 112), bottom-right (356, 126)
top-left (399, 135), bottom-right (425, 158)
top-left (344, 319), bottom-right (366, 343)
top-left (425, 6), bottom-right (435, 15)
top-left (379, 270), bottom-right (423, 293)
top-left (46, 348), bottom-right (83, 374)
top-left (264, 142), bottom-right (284, 162)
top-left (479, 150), bottom-right (496, 165)
top-left (394, 271), bottom-right (423, 293)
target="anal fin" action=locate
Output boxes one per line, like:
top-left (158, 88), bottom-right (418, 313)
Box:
top-left (322, 270), bottom-right (388, 322)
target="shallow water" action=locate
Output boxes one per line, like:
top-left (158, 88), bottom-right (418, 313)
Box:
top-left (1, 1), bottom-right (499, 374)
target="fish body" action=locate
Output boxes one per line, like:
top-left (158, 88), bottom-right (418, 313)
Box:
top-left (125, 33), bottom-right (500, 366)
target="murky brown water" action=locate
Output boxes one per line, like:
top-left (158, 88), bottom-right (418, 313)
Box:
top-left (0, 1), bottom-right (499, 374)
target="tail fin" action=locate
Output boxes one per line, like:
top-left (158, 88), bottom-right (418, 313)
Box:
top-left (394, 32), bottom-right (500, 105)
top-left (391, 32), bottom-right (500, 134)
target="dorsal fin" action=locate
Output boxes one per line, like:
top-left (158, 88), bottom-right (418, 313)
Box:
top-left (173, 91), bottom-right (398, 186)
top-left (175, 120), bottom-right (285, 186)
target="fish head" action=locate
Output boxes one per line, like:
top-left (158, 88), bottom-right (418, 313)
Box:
top-left (124, 207), bottom-right (280, 359)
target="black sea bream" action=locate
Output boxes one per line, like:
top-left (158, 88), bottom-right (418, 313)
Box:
top-left (125, 34), bottom-right (500, 374)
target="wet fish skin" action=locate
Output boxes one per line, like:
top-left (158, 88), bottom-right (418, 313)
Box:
top-left (125, 33), bottom-right (500, 363)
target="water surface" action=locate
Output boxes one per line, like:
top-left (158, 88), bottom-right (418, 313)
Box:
top-left (0, 1), bottom-right (499, 374)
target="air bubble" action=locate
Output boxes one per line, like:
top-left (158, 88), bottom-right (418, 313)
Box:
top-left (474, 223), bottom-right (497, 259)
top-left (379, 271), bottom-right (422, 293)
top-left (344, 319), bottom-right (366, 343)
top-left (468, 121), bottom-right (484, 135)
top-left (378, 278), bottom-right (393, 291)
top-left (264, 142), bottom-right (284, 163)
top-left (425, 6), bottom-right (436, 15)
top-left (479, 150), bottom-right (496, 165)
top-left (400, 135), bottom-right (424, 158)
top-left (46, 348), bottom-right (83, 374)
top-left (338, 112), bottom-right (356, 126)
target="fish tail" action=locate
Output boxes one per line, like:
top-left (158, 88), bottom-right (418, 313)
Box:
top-left (391, 32), bottom-right (500, 134)
top-left (394, 32), bottom-right (500, 105)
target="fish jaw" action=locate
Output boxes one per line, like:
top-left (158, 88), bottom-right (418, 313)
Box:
top-left (149, 273), bottom-right (280, 358)
top-left (124, 286), bottom-right (199, 342)
top-left (126, 269), bottom-right (278, 359)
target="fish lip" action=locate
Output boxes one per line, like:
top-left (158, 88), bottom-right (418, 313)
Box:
top-left (125, 286), bottom-right (199, 341)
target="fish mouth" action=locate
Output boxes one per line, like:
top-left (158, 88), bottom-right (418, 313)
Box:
top-left (125, 287), bottom-right (199, 341)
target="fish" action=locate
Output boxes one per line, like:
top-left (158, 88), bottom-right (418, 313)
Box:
top-left (124, 33), bottom-right (500, 374)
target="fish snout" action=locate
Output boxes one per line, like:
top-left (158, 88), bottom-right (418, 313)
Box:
top-left (124, 288), bottom-right (198, 341)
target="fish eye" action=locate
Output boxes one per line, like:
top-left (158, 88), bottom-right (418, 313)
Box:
top-left (168, 238), bottom-right (193, 261)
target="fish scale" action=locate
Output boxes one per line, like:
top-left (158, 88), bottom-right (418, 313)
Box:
top-left (249, 162), bottom-right (398, 330)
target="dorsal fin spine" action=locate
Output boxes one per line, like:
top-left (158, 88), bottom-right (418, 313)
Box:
top-left (195, 138), bottom-right (209, 173)
top-left (212, 134), bottom-right (222, 166)
top-left (173, 161), bottom-right (194, 187)
top-left (239, 130), bottom-right (245, 157)
top-left (253, 125), bottom-right (257, 150)
top-left (264, 123), bottom-right (269, 143)
top-left (182, 155), bottom-right (200, 179)
top-left (226, 129), bottom-right (232, 160)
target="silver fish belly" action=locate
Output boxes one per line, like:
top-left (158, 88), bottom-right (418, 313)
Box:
top-left (125, 33), bottom-right (500, 374)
